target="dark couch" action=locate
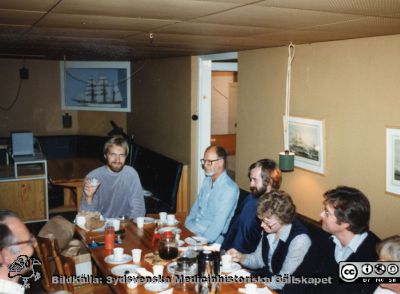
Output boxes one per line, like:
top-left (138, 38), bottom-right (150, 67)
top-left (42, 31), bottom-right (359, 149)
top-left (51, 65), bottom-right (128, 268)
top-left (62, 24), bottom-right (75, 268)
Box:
top-left (35, 135), bottom-right (182, 213)
top-left (37, 135), bottom-right (107, 161)
top-left (130, 144), bottom-right (183, 214)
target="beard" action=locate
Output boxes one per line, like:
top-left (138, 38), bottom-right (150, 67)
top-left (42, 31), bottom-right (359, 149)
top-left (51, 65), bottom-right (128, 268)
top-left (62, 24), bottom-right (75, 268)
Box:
top-left (108, 162), bottom-right (124, 172)
top-left (204, 170), bottom-right (216, 177)
top-left (250, 185), bottom-right (267, 197)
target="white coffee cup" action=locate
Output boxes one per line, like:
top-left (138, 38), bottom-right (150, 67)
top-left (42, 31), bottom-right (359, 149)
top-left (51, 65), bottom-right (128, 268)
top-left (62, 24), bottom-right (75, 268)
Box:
top-left (221, 254), bottom-right (232, 269)
top-left (136, 217), bottom-right (145, 228)
top-left (131, 248), bottom-right (142, 263)
top-left (167, 214), bottom-right (176, 225)
top-left (153, 264), bottom-right (164, 277)
top-left (244, 283), bottom-right (257, 294)
top-left (159, 212), bottom-right (167, 223)
top-left (112, 219), bottom-right (121, 231)
top-left (76, 216), bottom-right (86, 227)
top-left (113, 247), bottom-right (124, 261)
top-left (127, 273), bottom-right (138, 289)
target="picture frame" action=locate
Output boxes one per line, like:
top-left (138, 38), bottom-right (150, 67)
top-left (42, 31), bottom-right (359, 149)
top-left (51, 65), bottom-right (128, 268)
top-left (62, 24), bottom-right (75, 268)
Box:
top-left (60, 61), bottom-right (131, 112)
top-left (285, 116), bottom-right (325, 174)
top-left (386, 128), bottom-right (400, 195)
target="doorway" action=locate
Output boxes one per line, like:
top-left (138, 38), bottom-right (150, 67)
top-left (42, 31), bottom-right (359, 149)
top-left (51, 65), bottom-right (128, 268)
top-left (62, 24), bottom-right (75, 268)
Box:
top-left (194, 52), bottom-right (238, 197)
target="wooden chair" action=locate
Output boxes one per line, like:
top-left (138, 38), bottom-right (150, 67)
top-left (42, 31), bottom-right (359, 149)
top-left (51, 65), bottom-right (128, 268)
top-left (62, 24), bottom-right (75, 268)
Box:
top-left (57, 254), bottom-right (111, 294)
top-left (36, 235), bottom-right (110, 294)
top-left (34, 236), bottom-right (66, 292)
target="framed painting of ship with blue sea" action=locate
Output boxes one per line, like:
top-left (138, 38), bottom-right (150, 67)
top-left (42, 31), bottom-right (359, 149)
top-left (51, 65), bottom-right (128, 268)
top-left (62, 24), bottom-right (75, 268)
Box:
top-left (285, 116), bottom-right (325, 174)
top-left (60, 61), bottom-right (131, 112)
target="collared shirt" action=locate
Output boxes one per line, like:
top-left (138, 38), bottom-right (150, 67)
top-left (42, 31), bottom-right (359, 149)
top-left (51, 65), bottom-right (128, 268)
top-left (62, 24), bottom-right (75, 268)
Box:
top-left (184, 171), bottom-right (239, 243)
top-left (242, 224), bottom-right (312, 290)
top-left (0, 279), bottom-right (25, 294)
top-left (266, 224), bottom-right (292, 272)
top-left (332, 232), bottom-right (368, 263)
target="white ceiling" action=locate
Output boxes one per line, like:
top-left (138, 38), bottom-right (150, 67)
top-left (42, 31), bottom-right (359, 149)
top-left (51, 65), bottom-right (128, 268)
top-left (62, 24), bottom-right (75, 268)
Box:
top-left (1, 0), bottom-right (400, 60)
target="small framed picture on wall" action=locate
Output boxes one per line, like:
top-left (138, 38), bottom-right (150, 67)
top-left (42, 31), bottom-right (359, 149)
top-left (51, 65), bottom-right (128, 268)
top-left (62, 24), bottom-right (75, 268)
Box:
top-left (285, 116), bottom-right (325, 174)
top-left (386, 127), bottom-right (400, 195)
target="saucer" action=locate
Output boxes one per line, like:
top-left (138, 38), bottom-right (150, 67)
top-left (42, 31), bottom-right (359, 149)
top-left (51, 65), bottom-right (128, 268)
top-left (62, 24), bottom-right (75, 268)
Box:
top-left (220, 262), bottom-right (241, 273)
top-left (164, 219), bottom-right (179, 226)
top-left (133, 217), bottom-right (155, 224)
top-left (111, 264), bottom-right (139, 276)
top-left (144, 281), bottom-right (170, 292)
top-left (158, 227), bottom-right (181, 234)
top-left (104, 254), bottom-right (132, 265)
top-left (184, 236), bottom-right (208, 246)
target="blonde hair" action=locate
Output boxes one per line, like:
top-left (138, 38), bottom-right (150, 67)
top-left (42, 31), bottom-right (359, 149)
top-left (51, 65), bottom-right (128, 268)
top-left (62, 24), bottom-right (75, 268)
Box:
top-left (103, 136), bottom-right (129, 156)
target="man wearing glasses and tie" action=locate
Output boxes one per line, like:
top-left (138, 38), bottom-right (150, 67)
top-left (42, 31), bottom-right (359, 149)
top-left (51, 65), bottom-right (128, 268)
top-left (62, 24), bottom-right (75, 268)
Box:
top-left (81, 135), bottom-right (145, 219)
top-left (0, 209), bottom-right (36, 293)
top-left (184, 145), bottom-right (239, 243)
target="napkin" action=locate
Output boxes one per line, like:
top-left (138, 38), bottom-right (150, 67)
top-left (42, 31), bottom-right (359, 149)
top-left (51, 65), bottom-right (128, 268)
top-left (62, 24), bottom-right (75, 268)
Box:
top-left (158, 288), bottom-right (173, 294)
top-left (227, 269), bottom-right (251, 277)
top-left (136, 267), bottom-right (154, 277)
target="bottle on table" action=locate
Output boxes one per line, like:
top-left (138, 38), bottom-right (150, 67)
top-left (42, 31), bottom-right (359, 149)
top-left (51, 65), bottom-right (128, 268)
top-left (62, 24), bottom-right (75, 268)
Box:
top-left (105, 224), bottom-right (115, 251)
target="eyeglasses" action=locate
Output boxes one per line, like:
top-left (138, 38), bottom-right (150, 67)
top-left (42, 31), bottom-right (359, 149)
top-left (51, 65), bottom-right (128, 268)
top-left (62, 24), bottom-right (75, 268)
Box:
top-left (200, 158), bottom-right (222, 166)
top-left (8, 234), bottom-right (36, 248)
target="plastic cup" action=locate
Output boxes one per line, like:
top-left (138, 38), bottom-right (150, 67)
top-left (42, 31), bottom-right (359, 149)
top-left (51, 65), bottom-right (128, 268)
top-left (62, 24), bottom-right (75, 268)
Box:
top-left (127, 273), bottom-right (138, 289)
top-left (113, 247), bottom-right (124, 261)
top-left (131, 248), bottom-right (142, 263)
top-left (167, 214), bottom-right (176, 225)
top-left (153, 264), bottom-right (164, 277)
top-left (222, 254), bottom-right (232, 269)
top-left (112, 219), bottom-right (121, 231)
top-left (90, 178), bottom-right (99, 187)
top-left (159, 212), bottom-right (167, 223)
top-left (245, 283), bottom-right (257, 294)
top-left (136, 217), bottom-right (145, 228)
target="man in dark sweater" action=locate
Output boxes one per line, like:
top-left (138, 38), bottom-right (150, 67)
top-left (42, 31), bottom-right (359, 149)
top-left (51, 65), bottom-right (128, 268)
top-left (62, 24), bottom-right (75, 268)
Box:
top-left (221, 159), bottom-right (282, 253)
top-left (292, 186), bottom-right (380, 294)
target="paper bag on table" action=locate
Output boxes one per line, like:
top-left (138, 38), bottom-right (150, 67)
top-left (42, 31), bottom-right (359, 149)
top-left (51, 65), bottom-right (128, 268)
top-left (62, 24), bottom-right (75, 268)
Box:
top-left (74, 253), bottom-right (92, 276)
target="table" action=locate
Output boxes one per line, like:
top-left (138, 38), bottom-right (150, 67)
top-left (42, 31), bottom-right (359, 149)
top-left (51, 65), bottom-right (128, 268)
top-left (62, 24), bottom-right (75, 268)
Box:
top-left (47, 158), bottom-right (103, 212)
top-left (77, 213), bottom-right (274, 293)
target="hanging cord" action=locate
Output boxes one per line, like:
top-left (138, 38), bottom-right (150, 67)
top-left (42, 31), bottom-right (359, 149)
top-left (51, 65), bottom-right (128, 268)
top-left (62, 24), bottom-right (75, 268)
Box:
top-left (284, 42), bottom-right (295, 150)
top-left (0, 78), bottom-right (23, 111)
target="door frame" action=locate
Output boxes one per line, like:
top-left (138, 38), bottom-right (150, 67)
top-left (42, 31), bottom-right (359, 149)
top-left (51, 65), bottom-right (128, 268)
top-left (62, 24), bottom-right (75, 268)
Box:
top-left (191, 52), bottom-right (237, 202)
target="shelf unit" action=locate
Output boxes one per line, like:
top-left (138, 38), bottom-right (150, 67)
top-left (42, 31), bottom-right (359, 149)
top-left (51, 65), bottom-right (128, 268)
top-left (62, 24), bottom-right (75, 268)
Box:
top-left (0, 154), bottom-right (48, 223)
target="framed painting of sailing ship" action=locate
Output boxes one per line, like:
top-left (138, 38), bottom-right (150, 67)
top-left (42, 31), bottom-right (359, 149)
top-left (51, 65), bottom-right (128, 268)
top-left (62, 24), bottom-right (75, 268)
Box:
top-left (60, 61), bottom-right (131, 112)
top-left (386, 128), bottom-right (400, 195)
top-left (285, 116), bottom-right (325, 174)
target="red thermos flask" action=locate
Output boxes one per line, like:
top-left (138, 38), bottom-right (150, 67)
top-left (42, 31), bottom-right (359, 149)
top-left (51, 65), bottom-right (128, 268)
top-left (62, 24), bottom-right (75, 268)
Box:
top-left (104, 224), bottom-right (115, 250)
